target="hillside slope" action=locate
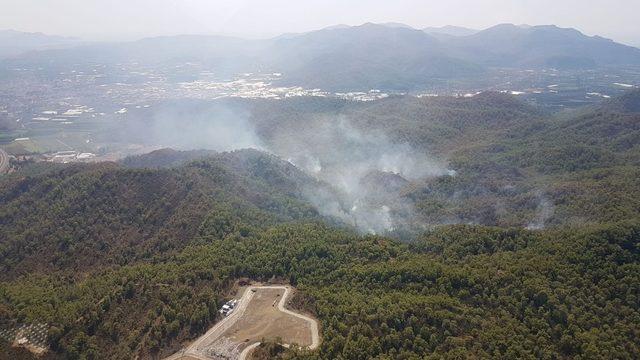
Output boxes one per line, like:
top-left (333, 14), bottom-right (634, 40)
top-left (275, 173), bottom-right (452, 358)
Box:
top-left (1, 93), bottom-right (640, 359)
top-left (241, 90), bottom-right (640, 228)
top-left (0, 149), bottom-right (322, 279)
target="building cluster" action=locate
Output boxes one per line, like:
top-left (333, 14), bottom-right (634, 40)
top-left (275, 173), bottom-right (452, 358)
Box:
top-left (32, 105), bottom-right (99, 125)
top-left (48, 151), bottom-right (96, 163)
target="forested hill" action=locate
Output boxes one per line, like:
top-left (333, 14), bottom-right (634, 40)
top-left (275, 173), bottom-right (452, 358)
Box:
top-left (0, 149), bottom-right (322, 279)
top-left (241, 90), bottom-right (640, 228)
top-left (600, 88), bottom-right (640, 114)
top-left (1, 92), bottom-right (640, 359)
top-left (244, 91), bottom-right (544, 156)
top-left (1, 209), bottom-right (638, 358)
top-left (119, 148), bottom-right (219, 169)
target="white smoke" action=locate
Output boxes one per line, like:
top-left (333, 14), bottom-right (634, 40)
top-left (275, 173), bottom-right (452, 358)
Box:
top-left (526, 192), bottom-right (555, 230)
top-left (119, 101), bottom-right (451, 234)
top-left (267, 116), bottom-right (451, 234)
top-left (113, 100), bottom-right (264, 152)
top-left (148, 103), bottom-right (263, 151)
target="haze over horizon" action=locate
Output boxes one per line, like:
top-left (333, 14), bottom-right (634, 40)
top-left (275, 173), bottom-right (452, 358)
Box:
top-left (1, 0), bottom-right (640, 47)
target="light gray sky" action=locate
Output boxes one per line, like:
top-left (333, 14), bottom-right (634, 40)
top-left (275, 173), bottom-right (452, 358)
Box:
top-left (2, 0), bottom-right (639, 46)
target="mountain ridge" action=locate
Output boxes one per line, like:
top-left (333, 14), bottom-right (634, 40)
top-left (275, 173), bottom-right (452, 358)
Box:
top-left (0, 29), bottom-right (81, 58)
top-left (449, 23), bottom-right (640, 68)
top-left (2, 23), bottom-right (640, 91)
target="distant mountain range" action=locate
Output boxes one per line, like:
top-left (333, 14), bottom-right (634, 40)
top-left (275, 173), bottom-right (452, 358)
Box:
top-left (0, 29), bottom-right (81, 58)
top-left (263, 23), bottom-right (483, 90)
top-left (3, 23), bottom-right (640, 91)
top-left (446, 23), bottom-right (640, 68)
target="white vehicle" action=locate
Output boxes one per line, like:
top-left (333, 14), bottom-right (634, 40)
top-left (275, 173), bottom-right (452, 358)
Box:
top-left (220, 302), bottom-right (236, 316)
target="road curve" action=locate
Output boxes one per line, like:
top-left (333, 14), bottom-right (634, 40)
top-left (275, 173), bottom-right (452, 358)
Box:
top-left (238, 342), bottom-right (260, 360)
top-left (164, 285), bottom-right (319, 360)
top-left (275, 286), bottom-right (320, 350)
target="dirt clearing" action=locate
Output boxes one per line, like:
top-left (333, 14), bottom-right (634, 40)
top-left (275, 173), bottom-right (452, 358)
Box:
top-left (166, 285), bottom-right (319, 360)
top-left (225, 288), bottom-right (311, 346)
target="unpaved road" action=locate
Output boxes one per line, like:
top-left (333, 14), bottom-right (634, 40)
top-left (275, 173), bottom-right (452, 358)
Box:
top-left (165, 285), bottom-right (319, 360)
top-left (238, 342), bottom-right (261, 360)
top-left (273, 286), bottom-right (320, 349)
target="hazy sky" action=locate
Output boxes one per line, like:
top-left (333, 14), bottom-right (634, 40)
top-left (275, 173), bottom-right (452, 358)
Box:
top-left (2, 0), bottom-right (639, 46)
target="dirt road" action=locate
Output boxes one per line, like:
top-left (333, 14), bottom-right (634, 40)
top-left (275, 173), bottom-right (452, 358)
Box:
top-left (273, 286), bottom-right (320, 349)
top-left (165, 285), bottom-right (319, 360)
top-left (238, 342), bottom-right (260, 360)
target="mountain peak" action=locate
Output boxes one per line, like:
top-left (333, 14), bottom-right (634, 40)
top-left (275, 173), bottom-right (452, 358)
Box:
top-left (488, 23), bottom-right (521, 30)
top-left (423, 25), bottom-right (478, 37)
top-left (380, 22), bottom-right (415, 29)
top-left (456, 23), bottom-right (640, 68)
top-left (322, 24), bottom-right (351, 31)
top-left (358, 22), bottom-right (392, 29)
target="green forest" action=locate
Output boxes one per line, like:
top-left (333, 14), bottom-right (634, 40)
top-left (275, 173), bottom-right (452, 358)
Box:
top-left (1, 90), bottom-right (640, 359)
top-left (1, 218), bottom-right (638, 359)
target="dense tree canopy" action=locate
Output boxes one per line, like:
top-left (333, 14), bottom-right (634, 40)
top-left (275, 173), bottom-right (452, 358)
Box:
top-left (2, 91), bottom-right (640, 359)
top-left (1, 220), bottom-right (638, 359)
